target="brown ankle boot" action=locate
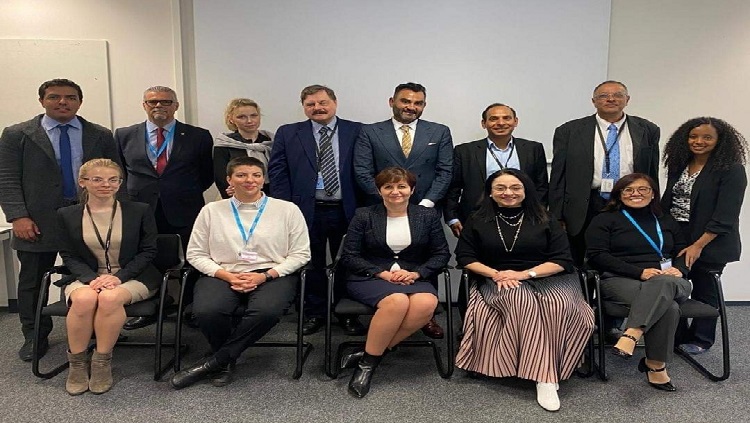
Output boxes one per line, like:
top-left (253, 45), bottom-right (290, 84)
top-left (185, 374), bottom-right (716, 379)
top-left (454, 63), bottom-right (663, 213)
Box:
top-left (89, 351), bottom-right (113, 394)
top-left (66, 350), bottom-right (90, 396)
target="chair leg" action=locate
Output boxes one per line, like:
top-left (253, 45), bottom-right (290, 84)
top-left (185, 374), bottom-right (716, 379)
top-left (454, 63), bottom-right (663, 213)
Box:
top-left (324, 269), bottom-right (338, 379)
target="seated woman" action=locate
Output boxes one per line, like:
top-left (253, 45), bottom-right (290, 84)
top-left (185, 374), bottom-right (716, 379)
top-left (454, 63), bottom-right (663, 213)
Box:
top-left (58, 158), bottom-right (161, 395)
top-left (171, 156), bottom-right (310, 389)
top-left (339, 167), bottom-right (450, 398)
top-left (213, 98), bottom-right (274, 198)
top-left (586, 173), bottom-right (692, 392)
top-left (455, 168), bottom-right (593, 412)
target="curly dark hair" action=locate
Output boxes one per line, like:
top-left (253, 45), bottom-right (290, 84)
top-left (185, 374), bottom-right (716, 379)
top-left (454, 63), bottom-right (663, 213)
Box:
top-left (663, 117), bottom-right (747, 174)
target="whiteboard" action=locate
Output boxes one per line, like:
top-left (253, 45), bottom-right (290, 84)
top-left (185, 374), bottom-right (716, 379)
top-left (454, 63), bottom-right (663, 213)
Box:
top-left (0, 39), bottom-right (111, 130)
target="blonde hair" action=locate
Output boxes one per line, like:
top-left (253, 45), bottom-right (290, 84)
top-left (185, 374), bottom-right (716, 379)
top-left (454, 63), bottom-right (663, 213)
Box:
top-left (78, 158), bottom-right (123, 203)
top-left (224, 98), bottom-right (261, 131)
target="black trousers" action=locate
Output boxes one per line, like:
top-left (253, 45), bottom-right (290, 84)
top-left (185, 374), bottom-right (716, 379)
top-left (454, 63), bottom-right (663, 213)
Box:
top-left (154, 200), bottom-right (193, 252)
top-left (192, 274), bottom-right (297, 364)
top-left (305, 203), bottom-right (348, 318)
top-left (16, 250), bottom-right (57, 340)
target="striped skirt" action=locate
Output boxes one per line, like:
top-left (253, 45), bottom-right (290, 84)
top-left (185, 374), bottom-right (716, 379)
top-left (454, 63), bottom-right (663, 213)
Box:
top-left (456, 273), bottom-right (594, 383)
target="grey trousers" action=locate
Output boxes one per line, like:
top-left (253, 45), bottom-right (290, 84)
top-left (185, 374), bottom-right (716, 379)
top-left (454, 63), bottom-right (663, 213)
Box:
top-left (600, 274), bottom-right (691, 362)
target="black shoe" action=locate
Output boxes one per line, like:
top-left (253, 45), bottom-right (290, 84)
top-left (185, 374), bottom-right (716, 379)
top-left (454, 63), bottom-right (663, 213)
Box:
top-left (210, 360), bottom-right (236, 387)
top-left (19, 338), bottom-right (48, 362)
top-left (340, 317), bottom-right (366, 336)
top-left (123, 315), bottom-right (158, 330)
top-left (348, 353), bottom-right (383, 398)
top-left (170, 357), bottom-right (221, 390)
top-left (341, 351), bottom-right (364, 370)
top-left (301, 317), bottom-right (325, 335)
top-left (637, 357), bottom-right (676, 392)
top-left (612, 333), bottom-right (637, 359)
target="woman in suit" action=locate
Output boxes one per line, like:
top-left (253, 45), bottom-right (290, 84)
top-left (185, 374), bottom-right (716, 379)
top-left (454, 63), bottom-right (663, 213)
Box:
top-left (339, 167), bottom-right (450, 398)
top-left (455, 168), bottom-right (593, 412)
top-left (586, 173), bottom-right (691, 392)
top-left (662, 117), bottom-right (748, 355)
top-left (213, 98), bottom-right (274, 198)
top-left (57, 158), bottom-right (161, 395)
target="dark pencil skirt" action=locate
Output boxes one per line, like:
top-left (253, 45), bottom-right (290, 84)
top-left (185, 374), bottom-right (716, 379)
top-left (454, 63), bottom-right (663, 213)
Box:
top-left (346, 278), bottom-right (438, 308)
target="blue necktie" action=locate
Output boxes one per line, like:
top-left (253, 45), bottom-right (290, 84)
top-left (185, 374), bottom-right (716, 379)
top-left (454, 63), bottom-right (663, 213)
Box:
top-left (601, 123), bottom-right (620, 200)
top-left (58, 124), bottom-right (76, 198)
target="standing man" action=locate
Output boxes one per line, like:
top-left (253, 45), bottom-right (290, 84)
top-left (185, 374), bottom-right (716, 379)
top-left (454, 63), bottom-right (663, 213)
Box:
top-left (445, 103), bottom-right (548, 238)
top-left (0, 79), bottom-right (120, 360)
top-left (353, 82), bottom-right (453, 339)
top-left (115, 86), bottom-right (213, 329)
top-left (268, 84), bottom-right (365, 336)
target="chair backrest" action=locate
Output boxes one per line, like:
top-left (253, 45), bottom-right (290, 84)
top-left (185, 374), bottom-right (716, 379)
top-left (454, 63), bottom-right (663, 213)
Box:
top-left (153, 234), bottom-right (184, 273)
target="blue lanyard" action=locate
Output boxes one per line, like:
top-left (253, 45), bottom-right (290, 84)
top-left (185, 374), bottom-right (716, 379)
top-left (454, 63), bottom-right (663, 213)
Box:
top-left (146, 128), bottom-right (172, 158)
top-left (621, 210), bottom-right (663, 258)
top-left (230, 196), bottom-right (268, 246)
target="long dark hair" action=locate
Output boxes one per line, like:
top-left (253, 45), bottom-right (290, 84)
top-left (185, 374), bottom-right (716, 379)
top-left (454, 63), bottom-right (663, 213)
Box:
top-left (472, 168), bottom-right (548, 224)
top-left (602, 173), bottom-right (662, 215)
top-left (663, 117), bottom-right (747, 174)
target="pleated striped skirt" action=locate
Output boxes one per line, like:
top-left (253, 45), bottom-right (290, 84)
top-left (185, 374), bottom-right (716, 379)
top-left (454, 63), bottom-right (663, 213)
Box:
top-left (456, 272), bottom-right (594, 383)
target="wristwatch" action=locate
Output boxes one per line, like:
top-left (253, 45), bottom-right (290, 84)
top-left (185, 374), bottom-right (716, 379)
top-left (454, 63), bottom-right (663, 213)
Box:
top-left (527, 270), bottom-right (537, 279)
top-left (263, 271), bottom-right (274, 281)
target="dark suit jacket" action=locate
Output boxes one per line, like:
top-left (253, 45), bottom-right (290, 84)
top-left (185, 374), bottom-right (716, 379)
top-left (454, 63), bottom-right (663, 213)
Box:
top-left (57, 201), bottom-right (161, 291)
top-left (268, 118), bottom-right (361, 229)
top-left (445, 138), bottom-right (548, 224)
top-left (549, 114), bottom-right (660, 236)
top-left (340, 204), bottom-right (450, 280)
top-left (661, 159), bottom-right (747, 265)
top-left (115, 121), bottom-right (214, 228)
top-left (353, 119), bottom-right (453, 206)
top-left (0, 114), bottom-right (119, 252)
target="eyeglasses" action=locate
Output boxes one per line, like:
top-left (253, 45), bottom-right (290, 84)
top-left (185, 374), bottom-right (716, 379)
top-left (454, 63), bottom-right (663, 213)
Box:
top-left (622, 186), bottom-right (652, 195)
top-left (492, 185), bottom-right (524, 193)
top-left (82, 177), bottom-right (123, 185)
top-left (594, 92), bottom-right (628, 101)
top-left (144, 99), bottom-right (174, 107)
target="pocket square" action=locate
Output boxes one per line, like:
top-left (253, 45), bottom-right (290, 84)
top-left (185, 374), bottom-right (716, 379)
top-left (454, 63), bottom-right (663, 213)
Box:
top-left (427, 142), bottom-right (437, 146)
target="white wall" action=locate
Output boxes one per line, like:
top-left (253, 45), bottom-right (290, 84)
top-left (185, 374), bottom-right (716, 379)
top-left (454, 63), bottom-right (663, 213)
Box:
top-left (609, 0), bottom-right (750, 300)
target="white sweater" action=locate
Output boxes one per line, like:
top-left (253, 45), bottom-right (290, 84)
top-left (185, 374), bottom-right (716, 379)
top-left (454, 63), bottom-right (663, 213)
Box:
top-left (186, 195), bottom-right (311, 277)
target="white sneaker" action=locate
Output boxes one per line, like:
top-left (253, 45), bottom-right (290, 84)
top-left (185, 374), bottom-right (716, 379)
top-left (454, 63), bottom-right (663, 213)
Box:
top-left (536, 382), bottom-right (560, 412)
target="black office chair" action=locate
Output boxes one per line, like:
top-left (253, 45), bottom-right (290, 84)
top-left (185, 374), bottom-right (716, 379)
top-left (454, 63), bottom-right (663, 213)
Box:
top-left (587, 269), bottom-right (729, 382)
top-left (32, 233), bottom-right (188, 381)
top-left (324, 236), bottom-right (455, 379)
top-left (175, 267), bottom-right (313, 379)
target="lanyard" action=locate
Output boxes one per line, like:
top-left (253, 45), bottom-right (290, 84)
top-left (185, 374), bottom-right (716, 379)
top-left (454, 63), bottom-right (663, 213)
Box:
top-left (621, 209), bottom-right (663, 258)
top-left (230, 196), bottom-right (268, 246)
top-left (146, 127), bottom-right (172, 159)
top-left (85, 200), bottom-right (118, 274)
top-left (596, 118), bottom-right (627, 174)
top-left (487, 139), bottom-right (515, 170)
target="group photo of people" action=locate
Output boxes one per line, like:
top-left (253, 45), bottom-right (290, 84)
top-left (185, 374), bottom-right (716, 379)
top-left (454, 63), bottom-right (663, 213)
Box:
top-left (0, 76), bottom-right (746, 413)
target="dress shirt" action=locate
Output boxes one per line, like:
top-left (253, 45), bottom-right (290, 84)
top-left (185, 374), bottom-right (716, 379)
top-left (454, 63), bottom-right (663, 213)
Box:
top-left (41, 114), bottom-right (84, 180)
top-left (592, 114), bottom-right (634, 188)
top-left (390, 118), bottom-right (434, 208)
top-left (145, 119), bottom-right (176, 167)
top-left (485, 137), bottom-right (521, 178)
top-left (312, 116), bottom-right (342, 201)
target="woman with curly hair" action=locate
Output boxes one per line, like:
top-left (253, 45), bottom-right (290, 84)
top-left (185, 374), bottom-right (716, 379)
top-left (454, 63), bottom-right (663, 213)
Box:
top-left (662, 117), bottom-right (748, 355)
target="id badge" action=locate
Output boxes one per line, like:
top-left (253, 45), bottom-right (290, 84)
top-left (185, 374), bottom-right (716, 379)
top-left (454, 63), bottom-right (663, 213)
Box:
top-left (600, 178), bottom-right (614, 193)
top-left (660, 258), bottom-right (672, 271)
top-left (238, 250), bottom-right (258, 263)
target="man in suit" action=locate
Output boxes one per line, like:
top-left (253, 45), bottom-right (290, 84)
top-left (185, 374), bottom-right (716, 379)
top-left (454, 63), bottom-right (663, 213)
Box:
top-left (0, 79), bottom-right (120, 361)
top-left (550, 80), bottom-right (660, 343)
top-left (445, 103), bottom-right (548, 238)
top-left (115, 86), bottom-right (213, 329)
top-left (268, 85), bottom-right (365, 336)
top-left (353, 82), bottom-right (453, 339)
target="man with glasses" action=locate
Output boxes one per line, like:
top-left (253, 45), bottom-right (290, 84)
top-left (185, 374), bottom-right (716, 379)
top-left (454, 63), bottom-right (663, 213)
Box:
top-left (0, 79), bottom-right (119, 361)
top-left (549, 80), bottom-right (660, 343)
top-left (115, 86), bottom-right (213, 329)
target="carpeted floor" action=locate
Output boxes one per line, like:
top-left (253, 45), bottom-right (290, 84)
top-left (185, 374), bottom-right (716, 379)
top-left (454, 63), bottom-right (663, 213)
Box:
top-left (0, 306), bottom-right (747, 423)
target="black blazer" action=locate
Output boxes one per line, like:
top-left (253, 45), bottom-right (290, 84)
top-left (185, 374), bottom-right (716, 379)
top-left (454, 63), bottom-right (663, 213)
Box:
top-left (444, 137), bottom-right (548, 224)
top-left (661, 159), bottom-right (747, 265)
top-left (549, 114), bottom-right (660, 236)
top-left (340, 204), bottom-right (450, 280)
top-left (57, 201), bottom-right (161, 291)
top-left (115, 121), bottom-right (214, 228)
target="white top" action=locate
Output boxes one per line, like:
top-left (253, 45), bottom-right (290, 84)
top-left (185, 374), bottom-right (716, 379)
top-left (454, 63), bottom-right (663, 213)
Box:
top-left (592, 113), bottom-right (634, 188)
top-left (186, 195), bottom-right (311, 277)
top-left (386, 215), bottom-right (411, 271)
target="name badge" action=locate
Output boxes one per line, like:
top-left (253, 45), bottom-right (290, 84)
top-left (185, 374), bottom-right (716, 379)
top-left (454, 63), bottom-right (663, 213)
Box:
top-left (316, 175), bottom-right (325, 190)
top-left (238, 250), bottom-right (258, 263)
top-left (660, 258), bottom-right (672, 271)
top-left (600, 178), bottom-right (614, 193)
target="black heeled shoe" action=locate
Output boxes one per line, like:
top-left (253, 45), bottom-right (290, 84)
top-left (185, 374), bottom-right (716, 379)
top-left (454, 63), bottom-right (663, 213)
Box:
top-left (612, 333), bottom-right (638, 359)
top-left (348, 352), bottom-right (383, 398)
top-left (637, 358), bottom-right (676, 392)
top-left (341, 351), bottom-right (364, 370)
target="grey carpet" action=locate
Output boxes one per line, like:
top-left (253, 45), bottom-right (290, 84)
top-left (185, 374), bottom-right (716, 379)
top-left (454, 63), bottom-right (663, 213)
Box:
top-left (0, 306), bottom-right (747, 423)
